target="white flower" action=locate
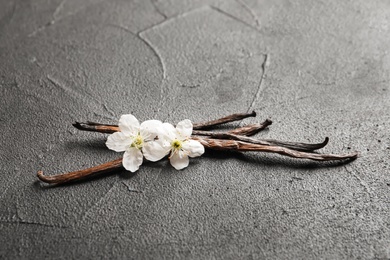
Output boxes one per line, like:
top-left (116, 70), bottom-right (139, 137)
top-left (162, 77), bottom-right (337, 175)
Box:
top-left (106, 114), bottom-right (162, 172)
top-left (145, 119), bottom-right (205, 170)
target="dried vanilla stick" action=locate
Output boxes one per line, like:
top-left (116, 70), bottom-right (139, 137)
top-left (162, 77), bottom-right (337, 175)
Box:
top-left (193, 138), bottom-right (358, 161)
top-left (227, 121), bottom-right (272, 136)
top-left (37, 158), bottom-right (123, 184)
top-left (192, 131), bottom-right (329, 152)
top-left (192, 111), bottom-right (256, 129)
top-left (73, 112), bottom-right (269, 135)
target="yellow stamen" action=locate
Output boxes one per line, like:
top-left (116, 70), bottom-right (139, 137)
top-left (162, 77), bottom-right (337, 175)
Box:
top-left (171, 139), bottom-right (182, 150)
top-left (131, 134), bottom-right (144, 149)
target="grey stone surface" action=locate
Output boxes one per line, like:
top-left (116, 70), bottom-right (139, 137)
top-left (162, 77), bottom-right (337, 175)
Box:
top-left (0, 0), bottom-right (389, 259)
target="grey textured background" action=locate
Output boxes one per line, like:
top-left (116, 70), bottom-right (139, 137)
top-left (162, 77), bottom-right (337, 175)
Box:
top-left (1, 0), bottom-right (390, 259)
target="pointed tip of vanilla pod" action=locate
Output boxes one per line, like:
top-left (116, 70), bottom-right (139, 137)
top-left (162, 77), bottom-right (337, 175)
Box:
top-left (341, 151), bottom-right (359, 162)
top-left (37, 170), bottom-right (49, 183)
top-left (323, 137), bottom-right (329, 145)
top-left (250, 110), bottom-right (257, 117)
top-left (72, 122), bottom-right (97, 131)
top-left (72, 122), bottom-right (83, 129)
top-left (264, 119), bottom-right (272, 125)
top-left (351, 151), bottom-right (359, 159)
top-left (303, 137), bottom-right (328, 151)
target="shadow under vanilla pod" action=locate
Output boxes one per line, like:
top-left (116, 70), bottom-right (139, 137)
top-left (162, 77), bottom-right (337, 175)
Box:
top-left (37, 111), bottom-right (358, 185)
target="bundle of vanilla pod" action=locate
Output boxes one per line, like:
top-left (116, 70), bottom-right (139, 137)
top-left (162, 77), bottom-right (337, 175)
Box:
top-left (37, 111), bottom-right (357, 185)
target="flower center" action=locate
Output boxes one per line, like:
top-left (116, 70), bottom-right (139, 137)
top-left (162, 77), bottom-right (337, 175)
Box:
top-left (131, 134), bottom-right (144, 149)
top-left (171, 139), bottom-right (183, 150)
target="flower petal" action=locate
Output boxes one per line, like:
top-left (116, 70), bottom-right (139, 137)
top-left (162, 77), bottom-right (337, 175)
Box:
top-left (122, 147), bottom-right (143, 172)
top-left (176, 119), bottom-right (193, 139)
top-left (170, 151), bottom-right (189, 170)
top-left (140, 120), bottom-right (162, 140)
top-left (106, 132), bottom-right (132, 152)
top-left (119, 114), bottom-right (139, 134)
top-left (182, 140), bottom-right (205, 158)
top-left (160, 122), bottom-right (177, 141)
top-left (143, 141), bottom-right (170, 162)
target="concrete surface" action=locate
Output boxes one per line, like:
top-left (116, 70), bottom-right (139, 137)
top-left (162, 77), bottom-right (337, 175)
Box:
top-left (1, 0), bottom-right (390, 259)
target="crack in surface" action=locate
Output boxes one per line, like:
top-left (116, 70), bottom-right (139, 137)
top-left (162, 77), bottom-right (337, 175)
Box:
top-left (344, 165), bottom-right (372, 197)
top-left (122, 182), bottom-right (143, 193)
top-left (138, 5), bottom-right (260, 35)
top-left (107, 23), bottom-right (167, 116)
top-left (28, 0), bottom-right (106, 37)
top-left (0, 216), bottom-right (65, 229)
top-left (28, 0), bottom-right (67, 37)
top-left (234, 0), bottom-right (260, 28)
top-left (0, 219), bottom-right (65, 228)
top-left (209, 5), bottom-right (259, 32)
top-left (138, 32), bottom-right (167, 115)
top-left (46, 75), bottom-right (116, 119)
top-left (135, 5), bottom-right (266, 117)
top-left (107, 23), bottom-right (166, 81)
top-left (79, 182), bottom-right (117, 224)
top-left (136, 5), bottom-right (206, 35)
top-left (53, 0), bottom-right (67, 19)
top-left (0, 2), bottom-right (16, 32)
top-left (247, 54), bottom-right (270, 112)
top-left (137, 33), bottom-right (166, 80)
top-left (150, 0), bottom-right (167, 20)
